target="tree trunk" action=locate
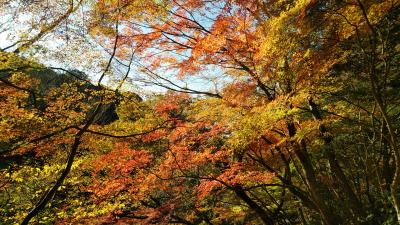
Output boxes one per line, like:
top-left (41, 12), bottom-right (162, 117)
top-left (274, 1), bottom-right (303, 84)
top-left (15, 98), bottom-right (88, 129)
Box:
top-left (288, 122), bottom-right (340, 225)
top-left (233, 185), bottom-right (275, 225)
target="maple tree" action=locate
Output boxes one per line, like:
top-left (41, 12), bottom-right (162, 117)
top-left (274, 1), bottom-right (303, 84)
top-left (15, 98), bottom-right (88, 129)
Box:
top-left (1, 0), bottom-right (400, 224)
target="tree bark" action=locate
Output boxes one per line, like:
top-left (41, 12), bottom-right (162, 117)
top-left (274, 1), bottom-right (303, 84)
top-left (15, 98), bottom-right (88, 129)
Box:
top-left (288, 122), bottom-right (340, 225)
top-left (355, 1), bottom-right (400, 222)
top-left (308, 98), bottom-right (367, 223)
top-left (233, 185), bottom-right (275, 225)
top-left (21, 102), bottom-right (103, 225)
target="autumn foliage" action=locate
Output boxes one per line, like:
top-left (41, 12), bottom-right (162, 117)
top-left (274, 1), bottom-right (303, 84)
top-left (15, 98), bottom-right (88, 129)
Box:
top-left (1, 0), bottom-right (400, 224)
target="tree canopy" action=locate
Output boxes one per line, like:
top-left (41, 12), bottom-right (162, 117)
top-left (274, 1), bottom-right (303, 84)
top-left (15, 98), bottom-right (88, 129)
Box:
top-left (1, 0), bottom-right (400, 224)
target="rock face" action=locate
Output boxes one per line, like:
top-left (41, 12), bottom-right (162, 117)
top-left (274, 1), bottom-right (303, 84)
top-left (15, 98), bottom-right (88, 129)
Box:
top-left (1, 53), bottom-right (144, 126)
top-left (92, 102), bottom-right (119, 125)
top-left (35, 69), bottom-right (123, 125)
top-left (3, 62), bottom-right (130, 125)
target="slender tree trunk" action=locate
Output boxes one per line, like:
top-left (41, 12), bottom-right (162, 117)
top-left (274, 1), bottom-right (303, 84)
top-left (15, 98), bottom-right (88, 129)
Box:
top-left (355, 1), bottom-right (400, 221)
top-left (233, 185), bottom-right (275, 225)
top-left (21, 102), bottom-right (103, 225)
top-left (308, 98), bottom-right (367, 223)
top-left (21, 134), bottom-right (81, 225)
top-left (288, 122), bottom-right (340, 225)
top-left (295, 143), bottom-right (340, 225)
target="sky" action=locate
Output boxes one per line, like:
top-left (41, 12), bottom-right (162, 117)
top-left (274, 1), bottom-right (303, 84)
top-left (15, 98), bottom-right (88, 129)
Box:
top-left (0, 0), bottom-right (229, 98)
